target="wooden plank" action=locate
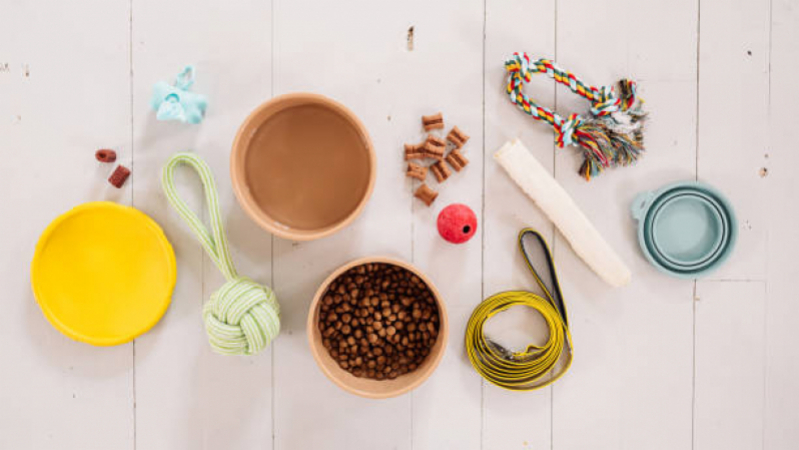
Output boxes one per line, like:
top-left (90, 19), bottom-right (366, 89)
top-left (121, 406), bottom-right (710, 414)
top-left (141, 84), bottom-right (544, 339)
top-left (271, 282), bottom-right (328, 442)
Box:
top-left (0, 1), bottom-right (134, 449)
top-left (764, 1), bottom-right (799, 447)
top-left (270, 1), bottom-right (416, 448)
top-left (694, 281), bottom-right (765, 450)
top-left (407, 2), bottom-right (483, 449)
top-left (130, 1), bottom-right (274, 449)
top-left (697, 0), bottom-right (770, 281)
top-left (551, 0), bottom-right (698, 448)
top-left (482, 1), bottom-right (557, 448)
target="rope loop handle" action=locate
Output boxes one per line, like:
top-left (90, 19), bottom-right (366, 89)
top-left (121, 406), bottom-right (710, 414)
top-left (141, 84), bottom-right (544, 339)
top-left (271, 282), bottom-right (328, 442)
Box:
top-left (505, 52), bottom-right (646, 180)
top-left (162, 152), bottom-right (238, 281)
top-left (465, 228), bottom-right (573, 391)
top-left (162, 152), bottom-right (280, 355)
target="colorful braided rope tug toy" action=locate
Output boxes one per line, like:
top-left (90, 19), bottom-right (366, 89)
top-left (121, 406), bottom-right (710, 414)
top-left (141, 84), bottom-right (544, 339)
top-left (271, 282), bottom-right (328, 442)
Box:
top-left (505, 53), bottom-right (647, 180)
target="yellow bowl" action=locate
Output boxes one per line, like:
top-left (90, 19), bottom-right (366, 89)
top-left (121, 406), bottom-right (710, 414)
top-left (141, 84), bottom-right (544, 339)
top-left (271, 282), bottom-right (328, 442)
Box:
top-left (31, 202), bottom-right (176, 346)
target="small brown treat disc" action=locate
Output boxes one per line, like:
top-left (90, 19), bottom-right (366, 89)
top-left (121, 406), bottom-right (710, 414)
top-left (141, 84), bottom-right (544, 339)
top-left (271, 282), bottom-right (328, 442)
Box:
top-left (406, 162), bottom-right (428, 181)
top-left (430, 161), bottom-right (451, 183)
top-left (108, 165), bottom-right (131, 188)
top-left (414, 183), bottom-right (438, 206)
top-left (421, 112), bottom-right (444, 131)
top-left (445, 148), bottom-right (469, 172)
top-left (95, 149), bottom-right (117, 163)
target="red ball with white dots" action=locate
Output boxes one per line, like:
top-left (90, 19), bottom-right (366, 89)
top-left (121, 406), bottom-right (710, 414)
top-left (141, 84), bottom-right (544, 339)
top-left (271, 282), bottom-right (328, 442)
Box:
top-left (437, 203), bottom-right (477, 244)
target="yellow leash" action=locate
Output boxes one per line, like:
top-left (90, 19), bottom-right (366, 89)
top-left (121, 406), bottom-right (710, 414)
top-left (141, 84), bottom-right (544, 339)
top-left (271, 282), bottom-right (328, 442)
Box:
top-left (466, 228), bottom-right (573, 390)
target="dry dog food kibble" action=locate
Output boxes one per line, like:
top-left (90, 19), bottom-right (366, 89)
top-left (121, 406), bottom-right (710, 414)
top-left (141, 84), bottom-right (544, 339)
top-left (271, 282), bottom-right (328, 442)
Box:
top-left (404, 143), bottom-right (425, 161)
top-left (318, 263), bottom-right (441, 380)
top-left (108, 165), bottom-right (131, 188)
top-left (430, 160), bottom-right (451, 183)
top-left (421, 112), bottom-right (444, 131)
top-left (414, 183), bottom-right (438, 206)
top-left (406, 162), bottom-right (428, 181)
top-left (445, 148), bottom-right (469, 172)
top-left (95, 149), bottom-right (117, 163)
top-left (423, 135), bottom-right (446, 160)
top-left (446, 126), bottom-right (470, 148)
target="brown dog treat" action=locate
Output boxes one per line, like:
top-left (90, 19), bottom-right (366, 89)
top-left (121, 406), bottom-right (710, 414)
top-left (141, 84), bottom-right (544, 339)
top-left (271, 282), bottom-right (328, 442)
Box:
top-left (406, 162), bottom-right (427, 181)
top-left (422, 112), bottom-right (444, 131)
top-left (423, 135), bottom-right (446, 160)
top-left (445, 148), bottom-right (469, 172)
top-left (108, 165), bottom-right (131, 188)
top-left (95, 149), bottom-right (117, 163)
top-left (430, 161), bottom-right (451, 183)
top-left (446, 126), bottom-right (470, 148)
top-left (404, 143), bottom-right (425, 160)
top-left (414, 183), bottom-right (438, 206)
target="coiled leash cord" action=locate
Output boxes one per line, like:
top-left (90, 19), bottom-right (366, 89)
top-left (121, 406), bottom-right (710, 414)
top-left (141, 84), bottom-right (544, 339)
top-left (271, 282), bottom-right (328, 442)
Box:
top-left (466, 228), bottom-right (573, 390)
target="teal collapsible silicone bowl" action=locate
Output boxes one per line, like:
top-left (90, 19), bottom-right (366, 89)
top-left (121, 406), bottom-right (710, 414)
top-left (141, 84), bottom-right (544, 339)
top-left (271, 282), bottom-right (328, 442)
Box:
top-left (631, 181), bottom-right (737, 279)
top-left (649, 191), bottom-right (727, 268)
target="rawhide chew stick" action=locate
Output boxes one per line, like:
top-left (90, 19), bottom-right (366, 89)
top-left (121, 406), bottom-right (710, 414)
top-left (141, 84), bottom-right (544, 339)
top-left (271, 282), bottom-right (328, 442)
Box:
top-left (406, 162), bottom-right (427, 181)
top-left (422, 112), bottom-right (444, 131)
top-left (494, 139), bottom-right (631, 287)
top-left (446, 126), bottom-right (470, 148)
top-left (445, 148), bottom-right (469, 172)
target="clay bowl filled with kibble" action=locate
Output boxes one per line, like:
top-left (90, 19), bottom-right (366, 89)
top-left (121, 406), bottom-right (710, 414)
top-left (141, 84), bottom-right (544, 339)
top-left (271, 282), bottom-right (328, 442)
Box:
top-left (308, 257), bottom-right (449, 399)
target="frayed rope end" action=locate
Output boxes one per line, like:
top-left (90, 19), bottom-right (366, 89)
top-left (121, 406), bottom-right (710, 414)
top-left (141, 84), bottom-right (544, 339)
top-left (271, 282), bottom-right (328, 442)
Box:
top-left (571, 79), bottom-right (647, 181)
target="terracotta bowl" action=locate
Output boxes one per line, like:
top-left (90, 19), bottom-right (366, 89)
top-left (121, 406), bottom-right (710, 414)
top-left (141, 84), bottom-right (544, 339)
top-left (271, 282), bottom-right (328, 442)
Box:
top-left (230, 93), bottom-right (376, 241)
top-left (307, 257), bottom-right (449, 399)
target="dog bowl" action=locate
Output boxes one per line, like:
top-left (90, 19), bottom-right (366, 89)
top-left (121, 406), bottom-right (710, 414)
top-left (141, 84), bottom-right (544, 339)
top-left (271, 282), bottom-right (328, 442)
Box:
top-left (649, 191), bottom-right (727, 267)
top-left (632, 181), bottom-right (737, 278)
top-left (31, 202), bottom-right (176, 345)
top-left (231, 93), bottom-right (376, 241)
top-left (307, 257), bottom-right (449, 399)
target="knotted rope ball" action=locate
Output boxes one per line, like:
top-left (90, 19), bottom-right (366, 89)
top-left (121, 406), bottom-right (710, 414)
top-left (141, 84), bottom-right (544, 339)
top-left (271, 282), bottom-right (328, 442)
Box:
top-left (163, 152), bottom-right (280, 355)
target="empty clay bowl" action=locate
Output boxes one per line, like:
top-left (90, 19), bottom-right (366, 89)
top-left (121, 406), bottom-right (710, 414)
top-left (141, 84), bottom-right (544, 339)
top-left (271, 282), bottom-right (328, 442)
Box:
top-left (307, 257), bottom-right (449, 399)
top-left (231, 93), bottom-right (376, 241)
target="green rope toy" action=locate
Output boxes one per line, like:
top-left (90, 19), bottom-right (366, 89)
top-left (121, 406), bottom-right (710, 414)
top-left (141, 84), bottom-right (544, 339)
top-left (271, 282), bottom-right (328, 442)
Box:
top-left (162, 152), bottom-right (280, 355)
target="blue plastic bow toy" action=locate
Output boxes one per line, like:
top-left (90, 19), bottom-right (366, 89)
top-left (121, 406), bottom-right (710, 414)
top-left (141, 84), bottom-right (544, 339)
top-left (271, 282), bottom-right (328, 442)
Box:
top-left (150, 66), bottom-right (208, 124)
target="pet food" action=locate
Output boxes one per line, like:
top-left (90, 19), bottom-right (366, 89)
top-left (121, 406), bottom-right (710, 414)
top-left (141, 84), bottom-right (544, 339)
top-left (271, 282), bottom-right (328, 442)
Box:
top-left (95, 149), bottom-right (117, 163)
top-left (423, 135), bottom-right (446, 160)
top-left (430, 161), bottom-right (451, 183)
top-left (445, 148), bottom-right (469, 172)
top-left (446, 126), bottom-right (469, 148)
top-left (404, 143), bottom-right (425, 161)
top-left (318, 263), bottom-right (440, 380)
top-left (406, 162), bottom-right (427, 181)
top-left (108, 165), bottom-right (131, 188)
top-left (414, 183), bottom-right (438, 206)
top-left (422, 112), bottom-right (444, 131)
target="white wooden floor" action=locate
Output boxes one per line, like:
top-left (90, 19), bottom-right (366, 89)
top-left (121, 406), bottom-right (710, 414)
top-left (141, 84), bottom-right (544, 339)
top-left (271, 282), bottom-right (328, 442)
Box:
top-left (2, 0), bottom-right (798, 448)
